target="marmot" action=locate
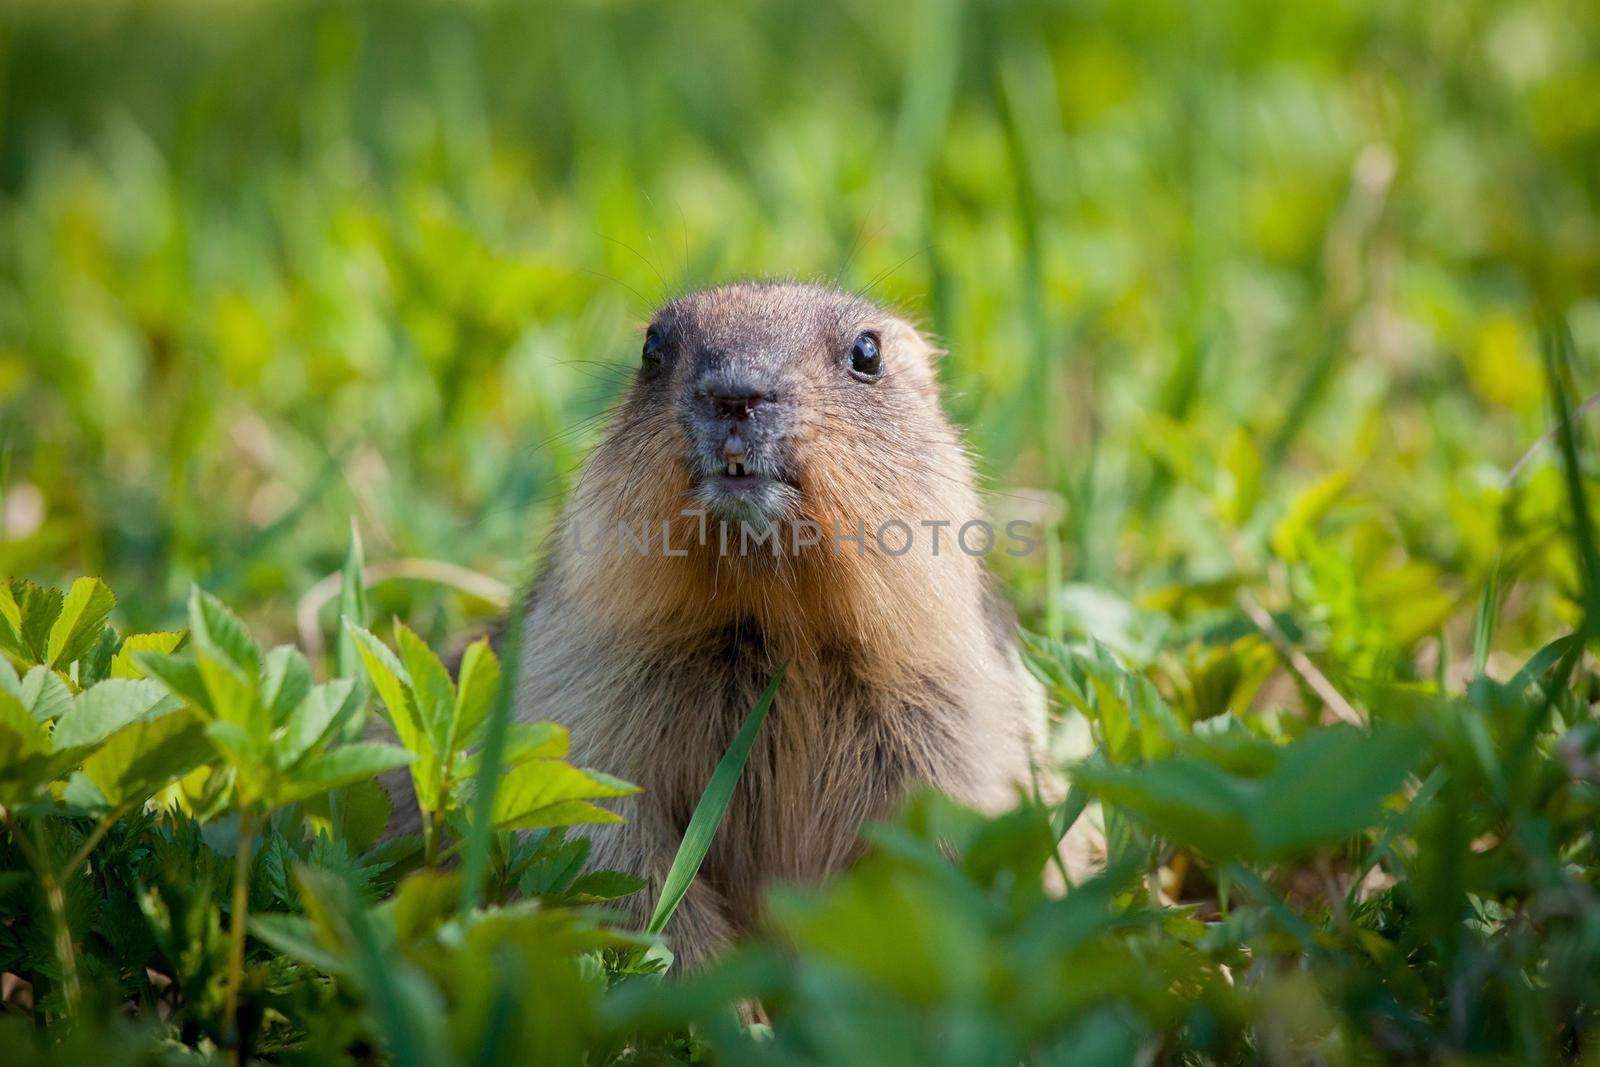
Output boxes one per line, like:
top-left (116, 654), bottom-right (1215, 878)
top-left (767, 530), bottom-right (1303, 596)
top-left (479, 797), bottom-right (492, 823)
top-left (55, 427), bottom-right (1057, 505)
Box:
top-left (515, 281), bottom-right (1050, 966)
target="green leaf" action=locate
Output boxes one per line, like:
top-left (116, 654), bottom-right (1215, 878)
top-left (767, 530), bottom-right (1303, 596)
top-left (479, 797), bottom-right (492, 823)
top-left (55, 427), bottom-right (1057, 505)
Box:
top-left (0, 689), bottom-right (70, 803)
top-left (19, 665), bottom-right (73, 723)
top-left (565, 870), bottom-right (647, 902)
top-left (135, 649), bottom-right (212, 712)
top-left (52, 678), bottom-right (180, 752)
top-left (0, 658), bottom-right (19, 700)
top-left (347, 623), bottom-right (419, 742)
top-left (9, 579), bottom-right (64, 664)
top-left (451, 636), bottom-right (500, 749)
top-left (1072, 757), bottom-right (1256, 861)
top-left (111, 632), bottom-right (185, 679)
top-left (490, 759), bottom-right (639, 831)
top-left (278, 679), bottom-right (357, 766)
top-left (82, 711), bottom-right (212, 806)
top-left (195, 643), bottom-right (260, 732)
top-left (0, 687), bottom-right (49, 759)
top-left (395, 622), bottom-right (455, 756)
top-left (187, 585), bottom-right (262, 677)
top-left (456, 721), bottom-right (567, 779)
top-left (304, 777), bottom-right (393, 855)
top-left (347, 622), bottom-right (440, 807)
top-left (1255, 725), bottom-right (1423, 856)
top-left (262, 645), bottom-right (314, 727)
top-left (276, 742), bottom-right (414, 805)
top-left (1076, 725), bottom-right (1424, 863)
top-left (206, 719), bottom-right (265, 767)
top-left (250, 913), bottom-right (348, 974)
top-left (0, 583), bottom-right (24, 659)
top-left (45, 577), bottom-right (116, 669)
top-left (647, 663), bottom-right (785, 937)
top-left (79, 626), bottom-right (120, 685)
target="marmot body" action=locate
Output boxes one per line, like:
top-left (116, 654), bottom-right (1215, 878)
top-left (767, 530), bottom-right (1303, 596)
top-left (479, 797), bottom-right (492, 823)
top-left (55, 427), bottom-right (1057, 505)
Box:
top-left (517, 282), bottom-right (1046, 965)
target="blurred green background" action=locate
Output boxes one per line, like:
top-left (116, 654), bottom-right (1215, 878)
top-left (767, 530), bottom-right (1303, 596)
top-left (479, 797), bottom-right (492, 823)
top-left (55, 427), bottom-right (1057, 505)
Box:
top-left (2, 0), bottom-right (1597, 665)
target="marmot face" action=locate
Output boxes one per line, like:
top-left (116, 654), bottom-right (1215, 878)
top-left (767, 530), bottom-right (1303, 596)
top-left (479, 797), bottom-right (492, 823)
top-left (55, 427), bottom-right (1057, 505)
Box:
top-left (617, 281), bottom-right (957, 534)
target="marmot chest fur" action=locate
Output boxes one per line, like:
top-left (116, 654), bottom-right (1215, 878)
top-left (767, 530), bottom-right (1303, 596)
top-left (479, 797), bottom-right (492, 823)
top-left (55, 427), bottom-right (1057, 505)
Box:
top-left (517, 281), bottom-right (1044, 965)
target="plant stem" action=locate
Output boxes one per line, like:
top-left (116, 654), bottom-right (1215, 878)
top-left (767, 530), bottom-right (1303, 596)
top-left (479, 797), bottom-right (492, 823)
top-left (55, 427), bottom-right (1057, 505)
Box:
top-left (224, 804), bottom-right (255, 1064)
top-left (1, 807), bottom-right (81, 1016)
top-left (43, 872), bottom-right (80, 1015)
top-left (422, 808), bottom-right (440, 868)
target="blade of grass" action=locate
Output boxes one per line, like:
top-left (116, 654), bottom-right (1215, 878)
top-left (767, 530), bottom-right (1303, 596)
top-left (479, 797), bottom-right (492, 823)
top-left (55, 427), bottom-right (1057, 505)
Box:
top-left (1507, 322), bottom-right (1595, 766)
top-left (1472, 553), bottom-right (1504, 680)
top-left (336, 519), bottom-right (368, 680)
top-left (335, 520), bottom-right (369, 742)
top-left (1544, 320), bottom-right (1600, 634)
top-left (647, 663), bottom-right (786, 937)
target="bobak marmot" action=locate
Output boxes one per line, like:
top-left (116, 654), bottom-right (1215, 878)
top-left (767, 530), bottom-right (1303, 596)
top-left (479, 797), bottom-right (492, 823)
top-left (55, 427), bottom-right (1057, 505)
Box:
top-left (514, 281), bottom-right (1049, 966)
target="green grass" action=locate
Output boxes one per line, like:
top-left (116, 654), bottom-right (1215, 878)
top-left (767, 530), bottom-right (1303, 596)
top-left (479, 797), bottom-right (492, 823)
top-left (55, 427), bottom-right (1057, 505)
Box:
top-left (3, 0), bottom-right (1600, 1063)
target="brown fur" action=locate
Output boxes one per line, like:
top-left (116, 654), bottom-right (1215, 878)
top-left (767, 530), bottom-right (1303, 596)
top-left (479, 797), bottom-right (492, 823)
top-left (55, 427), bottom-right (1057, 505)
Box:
top-left (513, 282), bottom-right (1047, 966)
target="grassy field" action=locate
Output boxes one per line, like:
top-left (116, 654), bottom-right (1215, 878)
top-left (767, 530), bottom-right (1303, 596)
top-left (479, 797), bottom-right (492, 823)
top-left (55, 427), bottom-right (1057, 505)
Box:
top-left (4, 0), bottom-right (1600, 1063)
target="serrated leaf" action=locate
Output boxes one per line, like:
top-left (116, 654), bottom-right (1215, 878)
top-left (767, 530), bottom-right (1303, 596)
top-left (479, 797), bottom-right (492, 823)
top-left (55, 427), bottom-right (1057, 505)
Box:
top-left (347, 622), bottom-right (440, 808)
top-left (346, 623), bottom-right (419, 743)
top-left (45, 577), bottom-right (116, 668)
top-left (274, 743), bottom-right (414, 805)
top-left (0, 583), bottom-right (23, 659)
top-left (516, 831), bottom-right (591, 895)
top-left (52, 678), bottom-right (181, 752)
top-left (0, 687), bottom-right (49, 759)
top-left (452, 637), bottom-right (500, 749)
top-left (304, 777), bottom-right (392, 855)
top-left (565, 870), bottom-right (648, 902)
top-left (112, 632), bottom-right (185, 679)
top-left (1254, 726), bottom-right (1423, 856)
top-left (205, 719), bottom-right (264, 768)
top-left (278, 679), bottom-right (356, 766)
top-left (10, 579), bottom-right (64, 664)
top-left (395, 622), bottom-right (455, 756)
top-left (82, 711), bottom-right (212, 806)
top-left (187, 586), bottom-right (262, 676)
top-left (135, 649), bottom-right (212, 711)
top-left (494, 798), bottom-right (625, 832)
top-left (1073, 758), bottom-right (1256, 861)
top-left (0, 691), bottom-right (71, 800)
top-left (1076, 725), bottom-right (1424, 863)
top-left (384, 869), bottom-right (461, 944)
top-left (250, 913), bottom-right (348, 974)
top-left (262, 645), bottom-right (314, 727)
top-left (0, 658), bottom-right (19, 699)
top-left (79, 626), bottom-right (120, 686)
top-left (490, 759), bottom-right (639, 832)
top-left (456, 722), bottom-right (568, 783)
top-left (195, 644), bottom-right (260, 733)
top-left (19, 665), bottom-right (73, 723)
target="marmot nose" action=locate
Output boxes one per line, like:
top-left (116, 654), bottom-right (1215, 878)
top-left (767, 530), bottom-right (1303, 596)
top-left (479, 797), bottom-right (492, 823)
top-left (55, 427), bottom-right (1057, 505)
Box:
top-left (703, 384), bottom-right (772, 421)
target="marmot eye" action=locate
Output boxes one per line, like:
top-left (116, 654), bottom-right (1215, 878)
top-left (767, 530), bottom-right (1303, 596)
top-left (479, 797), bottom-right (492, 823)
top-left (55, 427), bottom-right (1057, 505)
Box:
top-left (641, 330), bottom-right (665, 377)
top-left (849, 332), bottom-right (882, 379)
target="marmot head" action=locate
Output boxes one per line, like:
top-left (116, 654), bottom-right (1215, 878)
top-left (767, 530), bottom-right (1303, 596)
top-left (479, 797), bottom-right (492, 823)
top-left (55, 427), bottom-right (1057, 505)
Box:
top-left (560, 281), bottom-right (997, 656)
top-left (598, 280), bottom-right (967, 534)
